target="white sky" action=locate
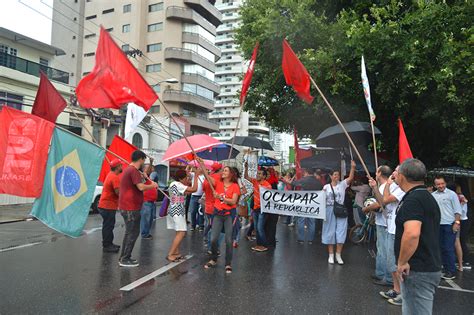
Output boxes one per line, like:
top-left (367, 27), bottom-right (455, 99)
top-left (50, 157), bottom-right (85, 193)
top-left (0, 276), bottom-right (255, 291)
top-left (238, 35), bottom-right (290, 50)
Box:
top-left (0, 0), bottom-right (53, 44)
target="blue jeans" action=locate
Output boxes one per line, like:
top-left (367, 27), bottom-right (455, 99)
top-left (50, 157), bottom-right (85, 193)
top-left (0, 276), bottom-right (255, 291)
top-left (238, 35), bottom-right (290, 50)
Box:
top-left (401, 271), bottom-right (441, 315)
top-left (140, 202), bottom-right (155, 237)
top-left (376, 225), bottom-right (392, 283)
top-left (296, 217), bottom-right (316, 242)
top-left (189, 195), bottom-right (204, 229)
top-left (252, 210), bottom-right (267, 246)
top-left (440, 224), bottom-right (457, 273)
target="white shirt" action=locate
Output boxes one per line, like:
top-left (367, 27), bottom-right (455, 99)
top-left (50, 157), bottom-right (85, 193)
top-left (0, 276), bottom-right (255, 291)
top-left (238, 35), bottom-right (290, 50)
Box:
top-left (460, 197), bottom-right (468, 220)
top-left (323, 180), bottom-right (348, 206)
top-left (190, 173), bottom-right (205, 196)
top-left (385, 183), bottom-right (405, 235)
top-left (375, 183), bottom-right (387, 227)
top-left (432, 188), bottom-right (462, 224)
top-left (169, 181), bottom-right (188, 217)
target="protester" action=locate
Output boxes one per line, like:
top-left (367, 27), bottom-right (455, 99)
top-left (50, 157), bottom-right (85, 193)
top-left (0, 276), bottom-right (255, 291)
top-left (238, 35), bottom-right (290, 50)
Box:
top-left (97, 159), bottom-right (122, 253)
top-left (455, 184), bottom-right (471, 270)
top-left (282, 172), bottom-right (296, 226)
top-left (118, 151), bottom-right (158, 267)
top-left (322, 161), bottom-right (355, 264)
top-left (189, 167), bottom-right (205, 231)
top-left (244, 164), bottom-right (272, 252)
top-left (140, 163), bottom-right (157, 240)
top-left (395, 158), bottom-right (441, 315)
top-left (264, 168), bottom-right (280, 247)
top-left (204, 166), bottom-right (240, 273)
top-left (202, 163), bottom-right (223, 247)
top-left (432, 176), bottom-right (462, 280)
top-left (166, 168), bottom-right (201, 262)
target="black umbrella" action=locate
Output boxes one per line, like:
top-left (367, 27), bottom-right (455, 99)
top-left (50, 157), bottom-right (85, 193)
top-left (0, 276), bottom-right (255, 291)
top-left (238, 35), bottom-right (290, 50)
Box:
top-left (228, 136), bottom-right (274, 151)
top-left (429, 167), bottom-right (474, 178)
top-left (316, 121), bottom-right (381, 147)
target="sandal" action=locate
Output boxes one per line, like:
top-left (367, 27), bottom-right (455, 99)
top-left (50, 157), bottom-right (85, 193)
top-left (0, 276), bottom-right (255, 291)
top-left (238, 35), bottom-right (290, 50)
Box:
top-left (225, 265), bottom-right (232, 274)
top-left (166, 255), bottom-right (180, 263)
top-left (204, 260), bottom-right (217, 269)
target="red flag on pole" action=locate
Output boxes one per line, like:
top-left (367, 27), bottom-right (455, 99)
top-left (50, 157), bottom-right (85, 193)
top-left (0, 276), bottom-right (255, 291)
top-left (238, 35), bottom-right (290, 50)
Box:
top-left (282, 39), bottom-right (314, 104)
top-left (0, 107), bottom-right (54, 197)
top-left (31, 72), bottom-right (67, 123)
top-left (98, 135), bottom-right (138, 182)
top-left (240, 42), bottom-right (259, 105)
top-left (294, 127), bottom-right (303, 180)
top-left (76, 27), bottom-right (158, 111)
top-left (398, 118), bottom-right (413, 163)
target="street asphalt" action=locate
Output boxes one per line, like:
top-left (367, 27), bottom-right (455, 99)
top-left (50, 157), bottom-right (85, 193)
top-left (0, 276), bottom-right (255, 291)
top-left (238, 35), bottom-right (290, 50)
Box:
top-left (0, 213), bottom-right (473, 314)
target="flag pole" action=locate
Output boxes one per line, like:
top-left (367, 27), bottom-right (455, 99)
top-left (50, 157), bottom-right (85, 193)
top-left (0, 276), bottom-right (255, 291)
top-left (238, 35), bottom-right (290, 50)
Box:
top-left (227, 97), bottom-right (245, 161)
top-left (308, 77), bottom-right (371, 177)
top-left (370, 118), bottom-right (378, 170)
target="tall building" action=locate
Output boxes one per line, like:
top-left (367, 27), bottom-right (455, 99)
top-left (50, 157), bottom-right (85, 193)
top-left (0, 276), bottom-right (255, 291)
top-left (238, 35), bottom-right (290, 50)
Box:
top-left (210, 0), bottom-right (270, 142)
top-left (51, 0), bottom-right (222, 153)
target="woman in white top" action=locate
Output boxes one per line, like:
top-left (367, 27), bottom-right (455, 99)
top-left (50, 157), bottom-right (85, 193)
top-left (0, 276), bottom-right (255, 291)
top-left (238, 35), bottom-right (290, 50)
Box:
top-left (322, 161), bottom-right (356, 265)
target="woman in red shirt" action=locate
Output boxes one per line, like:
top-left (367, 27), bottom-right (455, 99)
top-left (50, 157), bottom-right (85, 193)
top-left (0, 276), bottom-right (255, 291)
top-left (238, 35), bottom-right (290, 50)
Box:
top-left (203, 166), bottom-right (240, 273)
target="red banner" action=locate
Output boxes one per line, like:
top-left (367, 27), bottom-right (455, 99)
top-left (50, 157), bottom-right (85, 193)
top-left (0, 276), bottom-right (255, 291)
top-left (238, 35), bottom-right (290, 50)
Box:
top-left (98, 136), bottom-right (137, 183)
top-left (0, 107), bottom-right (54, 197)
top-left (240, 42), bottom-right (259, 105)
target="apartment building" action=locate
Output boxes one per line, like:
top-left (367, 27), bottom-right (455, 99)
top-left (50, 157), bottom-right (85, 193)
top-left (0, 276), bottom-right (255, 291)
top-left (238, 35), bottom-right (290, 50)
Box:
top-left (51, 0), bottom-right (222, 152)
top-left (210, 0), bottom-right (270, 142)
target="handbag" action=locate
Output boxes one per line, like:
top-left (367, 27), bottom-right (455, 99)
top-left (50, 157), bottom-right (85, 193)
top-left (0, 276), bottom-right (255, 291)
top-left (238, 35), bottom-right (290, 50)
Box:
top-left (159, 196), bottom-right (170, 217)
top-left (330, 184), bottom-right (348, 218)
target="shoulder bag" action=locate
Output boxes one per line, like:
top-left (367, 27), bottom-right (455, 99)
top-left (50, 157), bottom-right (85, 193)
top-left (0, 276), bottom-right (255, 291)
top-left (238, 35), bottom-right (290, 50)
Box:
top-left (330, 184), bottom-right (348, 218)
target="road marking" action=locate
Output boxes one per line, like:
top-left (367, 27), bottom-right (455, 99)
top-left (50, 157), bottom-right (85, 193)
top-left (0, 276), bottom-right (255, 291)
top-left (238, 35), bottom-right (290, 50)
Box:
top-left (438, 285), bottom-right (474, 293)
top-left (0, 242), bottom-right (42, 253)
top-left (120, 255), bottom-right (193, 292)
top-left (84, 227), bottom-right (102, 234)
top-left (445, 279), bottom-right (462, 290)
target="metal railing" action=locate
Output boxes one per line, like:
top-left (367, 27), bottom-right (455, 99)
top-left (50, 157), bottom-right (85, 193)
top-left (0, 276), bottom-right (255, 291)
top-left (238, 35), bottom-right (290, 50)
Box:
top-left (181, 72), bottom-right (219, 88)
top-left (0, 52), bottom-right (69, 84)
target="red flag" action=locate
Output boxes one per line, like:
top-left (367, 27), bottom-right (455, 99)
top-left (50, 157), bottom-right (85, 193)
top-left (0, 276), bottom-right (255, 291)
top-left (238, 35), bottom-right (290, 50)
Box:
top-left (294, 127), bottom-right (303, 180)
top-left (0, 107), bottom-right (54, 197)
top-left (31, 72), bottom-right (67, 123)
top-left (398, 118), bottom-right (413, 163)
top-left (76, 27), bottom-right (158, 111)
top-left (98, 135), bottom-right (137, 182)
top-left (240, 42), bottom-right (259, 105)
top-left (282, 39), bottom-right (314, 104)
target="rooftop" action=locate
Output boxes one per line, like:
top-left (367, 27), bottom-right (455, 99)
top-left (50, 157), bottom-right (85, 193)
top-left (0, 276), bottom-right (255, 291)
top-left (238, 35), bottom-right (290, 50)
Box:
top-left (0, 27), bottom-right (66, 56)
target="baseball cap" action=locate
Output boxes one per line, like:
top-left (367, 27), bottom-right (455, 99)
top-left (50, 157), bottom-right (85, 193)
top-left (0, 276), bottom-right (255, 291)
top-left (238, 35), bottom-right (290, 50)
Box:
top-left (110, 159), bottom-right (121, 168)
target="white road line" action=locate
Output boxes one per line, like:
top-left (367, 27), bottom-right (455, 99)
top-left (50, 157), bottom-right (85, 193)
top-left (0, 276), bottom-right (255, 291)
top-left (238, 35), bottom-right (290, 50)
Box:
top-left (438, 285), bottom-right (474, 293)
top-left (445, 279), bottom-right (462, 290)
top-left (120, 255), bottom-right (193, 292)
top-left (0, 242), bottom-right (42, 253)
top-left (84, 227), bottom-right (102, 234)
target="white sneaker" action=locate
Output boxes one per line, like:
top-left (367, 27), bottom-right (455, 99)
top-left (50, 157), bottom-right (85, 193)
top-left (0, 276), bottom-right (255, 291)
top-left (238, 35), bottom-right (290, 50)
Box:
top-left (328, 254), bottom-right (334, 264)
top-left (335, 253), bottom-right (344, 265)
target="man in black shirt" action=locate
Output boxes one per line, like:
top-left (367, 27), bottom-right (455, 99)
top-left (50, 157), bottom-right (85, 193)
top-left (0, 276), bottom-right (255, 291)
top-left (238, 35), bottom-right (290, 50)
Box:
top-left (394, 158), bottom-right (441, 315)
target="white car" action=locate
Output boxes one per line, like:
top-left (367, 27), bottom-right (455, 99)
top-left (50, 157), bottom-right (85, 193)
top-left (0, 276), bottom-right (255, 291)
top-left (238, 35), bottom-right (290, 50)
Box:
top-left (90, 185), bottom-right (103, 213)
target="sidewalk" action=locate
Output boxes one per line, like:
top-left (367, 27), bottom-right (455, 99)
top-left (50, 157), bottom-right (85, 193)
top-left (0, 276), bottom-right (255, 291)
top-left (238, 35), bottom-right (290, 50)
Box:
top-left (0, 204), bottom-right (33, 223)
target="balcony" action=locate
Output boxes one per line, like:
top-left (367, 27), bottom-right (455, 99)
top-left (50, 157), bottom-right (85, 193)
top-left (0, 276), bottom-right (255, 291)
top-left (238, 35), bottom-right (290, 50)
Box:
top-left (249, 124), bottom-right (270, 134)
top-left (162, 90), bottom-right (214, 112)
top-left (182, 32), bottom-right (221, 57)
top-left (181, 72), bottom-right (220, 94)
top-left (0, 52), bottom-right (69, 84)
top-left (164, 47), bottom-right (215, 72)
top-left (183, 114), bottom-right (219, 132)
top-left (183, 0), bottom-right (222, 27)
top-left (215, 34), bottom-right (234, 44)
top-left (166, 6), bottom-right (216, 35)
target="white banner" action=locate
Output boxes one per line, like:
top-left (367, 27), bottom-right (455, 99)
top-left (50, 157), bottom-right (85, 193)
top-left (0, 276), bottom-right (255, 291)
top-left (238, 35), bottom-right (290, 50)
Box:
top-left (260, 187), bottom-right (326, 219)
top-left (125, 103), bottom-right (147, 140)
top-left (244, 151), bottom-right (258, 179)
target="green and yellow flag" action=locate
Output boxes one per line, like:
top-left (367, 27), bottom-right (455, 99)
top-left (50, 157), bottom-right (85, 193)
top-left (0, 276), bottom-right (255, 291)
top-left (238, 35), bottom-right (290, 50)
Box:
top-left (31, 128), bottom-right (105, 237)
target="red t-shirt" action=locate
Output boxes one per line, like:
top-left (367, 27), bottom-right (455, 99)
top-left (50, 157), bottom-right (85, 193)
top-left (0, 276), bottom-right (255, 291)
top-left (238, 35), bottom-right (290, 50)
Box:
top-left (203, 173), bottom-right (221, 215)
top-left (213, 179), bottom-right (240, 211)
top-left (118, 166), bottom-right (144, 211)
top-left (143, 179), bottom-right (158, 202)
top-left (252, 179), bottom-right (271, 210)
top-left (98, 172), bottom-right (120, 210)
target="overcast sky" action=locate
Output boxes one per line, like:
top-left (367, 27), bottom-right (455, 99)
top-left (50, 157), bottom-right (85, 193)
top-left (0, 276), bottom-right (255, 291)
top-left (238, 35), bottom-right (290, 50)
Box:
top-left (0, 0), bottom-right (53, 44)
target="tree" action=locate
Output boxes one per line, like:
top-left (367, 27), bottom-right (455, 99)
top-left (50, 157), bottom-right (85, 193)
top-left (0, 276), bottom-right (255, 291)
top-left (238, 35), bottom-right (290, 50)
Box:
top-left (236, 0), bottom-right (473, 168)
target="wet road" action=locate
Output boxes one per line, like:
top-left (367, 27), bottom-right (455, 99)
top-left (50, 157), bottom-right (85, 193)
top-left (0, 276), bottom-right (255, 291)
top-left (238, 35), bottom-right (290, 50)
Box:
top-left (1, 214), bottom-right (473, 314)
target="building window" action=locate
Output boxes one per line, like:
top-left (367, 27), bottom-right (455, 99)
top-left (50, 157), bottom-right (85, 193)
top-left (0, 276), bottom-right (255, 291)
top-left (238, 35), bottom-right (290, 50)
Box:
top-left (123, 4), bottom-right (131, 13)
top-left (132, 133), bottom-right (143, 148)
top-left (148, 3), bottom-right (163, 12)
top-left (39, 57), bottom-right (49, 67)
top-left (122, 24), bottom-right (130, 33)
top-left (85, 14), bottom-right (96, 20)
top-left (147, 43), bottom-right (162, 52)
top-left (121, 44), bottom-right (130, 52)
top-left (146, 64), bottom-right (161, 72)
top-left (147, 23), bottom-right (163, 32)
top-left (0, 91), bottom-right (23, 111)
top-left (83, 52), bottom-right (95, 57)
top-left (84, 33), bottom-right (96, 39)
top-left (102, 8), bottom-right (114, 14)
top-left (105, 27), bottom-right (114, 32)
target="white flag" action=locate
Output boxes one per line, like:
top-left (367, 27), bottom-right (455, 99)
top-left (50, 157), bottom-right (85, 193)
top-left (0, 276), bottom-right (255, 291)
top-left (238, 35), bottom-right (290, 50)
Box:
top-left (125, 103), bottom-right (147, 140)
top-left (361, 56), bottom-right (375, 121)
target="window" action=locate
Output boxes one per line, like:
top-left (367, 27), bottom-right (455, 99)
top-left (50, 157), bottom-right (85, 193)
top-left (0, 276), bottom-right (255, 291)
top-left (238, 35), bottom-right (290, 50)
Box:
top-left (85, 14), bottom-right (96, 20)
top-left (105, 27), bottom-right (114, 32)
top-left (121, 44), bottom-right (130, 52)
top-left (123, 4), bottom-right (131, 13)
top-left (183, 43), bottom-right (214, 62)
top-left (148, 3), bottom-right (163, 12)
top-left (0, 91), bottom-right (23, 110)
top-left (147, 23), bottom-right (163, 32)
top-left (147, 43), bottom-right (162, 52)
top-left (39, 57), bottom-right (49, 67)
top-left (132, 133), bottom-right (143, 148)
top-left (122, 24), bottom-right (130, 33)
top-left (83, 72), bottom-right (91, 76)
top-left (146, 64), bottom-right (161, 73)
top-left (84, 52), bottom-right (95, 57)
top-left (84, 33), bottom-right (96, 39)
top-left (102, 8), bottom-right (114, 14)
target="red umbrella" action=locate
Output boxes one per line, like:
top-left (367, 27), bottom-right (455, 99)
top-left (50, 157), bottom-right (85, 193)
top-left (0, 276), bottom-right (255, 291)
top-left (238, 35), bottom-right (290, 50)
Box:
top-left (188, 159), bottom-right (214, 170)
top-left (162, 135), bottom-right (222, 162)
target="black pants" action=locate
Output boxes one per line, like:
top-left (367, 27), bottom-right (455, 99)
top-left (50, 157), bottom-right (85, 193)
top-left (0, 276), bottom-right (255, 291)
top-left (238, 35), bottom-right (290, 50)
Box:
top-left (119, 210), bottom-right (141, 261)
top-left (460, 219), bottom-right (471, 263)
top-left (98, 208), bottom-right (116, 247)
top-left (264, 214), bottom-right (279, 246)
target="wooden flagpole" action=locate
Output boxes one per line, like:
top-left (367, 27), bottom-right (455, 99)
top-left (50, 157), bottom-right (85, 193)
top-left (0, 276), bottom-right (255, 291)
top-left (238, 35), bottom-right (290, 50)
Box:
top-left (227, 96), bottom-right (245, 161)
top-left (309, 77), bottom-right (371, 177)
top-left (370, 119), bottom-right (379, 170)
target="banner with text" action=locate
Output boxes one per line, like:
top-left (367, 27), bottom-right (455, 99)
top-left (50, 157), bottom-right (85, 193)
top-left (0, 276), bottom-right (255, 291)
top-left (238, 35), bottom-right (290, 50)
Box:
top-left (260, 187), bottom-right (326, 219)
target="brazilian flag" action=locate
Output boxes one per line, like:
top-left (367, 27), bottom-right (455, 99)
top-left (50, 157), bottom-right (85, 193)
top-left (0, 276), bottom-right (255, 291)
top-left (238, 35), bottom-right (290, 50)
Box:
top-left (31, 128), bottom-right (105, 237)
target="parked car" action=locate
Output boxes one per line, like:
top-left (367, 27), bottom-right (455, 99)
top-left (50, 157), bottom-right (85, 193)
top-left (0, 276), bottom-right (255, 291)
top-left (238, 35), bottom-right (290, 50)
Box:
top-left (90, 184), bottom-right (103, 213)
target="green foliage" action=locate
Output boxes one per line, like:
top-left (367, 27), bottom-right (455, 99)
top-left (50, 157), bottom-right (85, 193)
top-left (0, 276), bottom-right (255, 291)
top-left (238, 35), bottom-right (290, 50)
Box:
top-left (236, 0), bottom-right (473, 168)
